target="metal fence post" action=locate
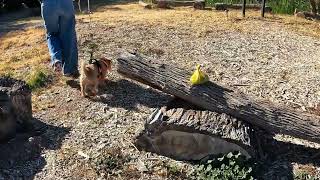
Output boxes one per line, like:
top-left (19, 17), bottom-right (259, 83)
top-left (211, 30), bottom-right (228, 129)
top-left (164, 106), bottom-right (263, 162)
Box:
top-left (242, 0), bottom-right (246, 17)
top-left (261, 0), bottom-right (266, 17)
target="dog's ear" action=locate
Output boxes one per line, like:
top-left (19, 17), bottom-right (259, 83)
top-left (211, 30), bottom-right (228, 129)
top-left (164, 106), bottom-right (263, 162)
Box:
top-left (84, 66), bottom-right (94, 77)
top-left (105, 60), bottom-right (112, 72)
top-left (100, 58), bottom-right (112, 72)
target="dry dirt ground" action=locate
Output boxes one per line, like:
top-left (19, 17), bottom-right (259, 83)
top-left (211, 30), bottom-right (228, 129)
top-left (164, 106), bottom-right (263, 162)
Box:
top-left (1, 2), bottom-right (320, 180)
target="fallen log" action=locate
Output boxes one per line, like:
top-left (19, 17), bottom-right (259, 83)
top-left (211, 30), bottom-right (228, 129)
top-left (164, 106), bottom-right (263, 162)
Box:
top-left (135, 99), bottom-right (258, 160)
top-left (214, 3), bottom-right (272, 12)
top-left (154, 0), bottom-right (207, 8)
top-left (171, 1), bottom-right (194, 7)
top-left (154, 0), bottom-right (197, 7)
top-left (294, 10), bottom-right (320, 20)
top-left (117, 52), bottom-right (320, 144)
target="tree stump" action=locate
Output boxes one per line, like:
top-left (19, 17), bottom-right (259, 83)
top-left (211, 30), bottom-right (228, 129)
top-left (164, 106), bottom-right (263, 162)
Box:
top-left (135, 99), bottom-right (258, 161)
top-left (0, 77), bottom-right (32, 141)
top-left (193, 0), bottom-right (205, 10)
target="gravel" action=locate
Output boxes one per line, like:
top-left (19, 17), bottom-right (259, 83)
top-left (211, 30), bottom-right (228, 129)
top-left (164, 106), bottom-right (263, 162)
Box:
top-left (1, 4), bottom-right (320, 179)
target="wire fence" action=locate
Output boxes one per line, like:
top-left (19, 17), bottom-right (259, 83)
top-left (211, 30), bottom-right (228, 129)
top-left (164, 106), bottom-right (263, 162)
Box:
top-left (206, 0), bottom-right (310, 14)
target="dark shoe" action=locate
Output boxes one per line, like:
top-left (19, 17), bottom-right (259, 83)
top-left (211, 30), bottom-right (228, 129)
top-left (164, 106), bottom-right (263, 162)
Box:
top-left (64, 71), bottom-right (80, 79)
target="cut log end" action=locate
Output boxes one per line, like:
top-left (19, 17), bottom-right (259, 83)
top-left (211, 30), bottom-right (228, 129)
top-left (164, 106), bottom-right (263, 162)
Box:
top-left (135, 100), bottom-right (258, 160)
top-left (0, 77), bottom-right (32, 141)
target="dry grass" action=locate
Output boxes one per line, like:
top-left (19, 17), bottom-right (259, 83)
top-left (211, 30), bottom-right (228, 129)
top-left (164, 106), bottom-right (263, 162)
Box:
top-left (79, 4), bottom-right (320, 38)
top-left (0, 28), bottom-right (49, 79)
top-left (1, 4), bottom-right (320, 79)
top-left (1, 3), bottom-right (320, 179)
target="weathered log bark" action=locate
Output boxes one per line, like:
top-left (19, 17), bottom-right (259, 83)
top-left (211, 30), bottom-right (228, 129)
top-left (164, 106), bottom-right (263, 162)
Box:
top-left (135, 99), bottom-right (258, 160)
top-left (173, 1), bottom-right (194, 7)
top-left (154, 0), bottom-right (196, 7)
top-left (295, 10), bottom-right (320, 20)
top-left (215, 3), bottom-right (272, 12)
top-left (154, 0), bottom-right (206, 8)
top-left (0, 77), bottom-right (32, 141)
top-left (117, 52), bottom-right (320, 144)
top-left (0, 91), bottom-right (16, 141)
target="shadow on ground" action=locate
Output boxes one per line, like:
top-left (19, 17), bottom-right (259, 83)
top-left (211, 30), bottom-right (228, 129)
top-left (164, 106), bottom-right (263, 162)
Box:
top-left (0, 8), bottom-right (42, 37)
top-left (255, 132), bottom-right (320, 179)
top-left (99, 79), bottom-right (170, 110)
top-left (0, 118), bottom-right (69, 179)
top-left (66, 79), bottom-right (171, 110)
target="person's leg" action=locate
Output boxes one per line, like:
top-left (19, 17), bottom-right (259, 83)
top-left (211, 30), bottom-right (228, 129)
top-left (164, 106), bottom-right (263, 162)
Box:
top-left (41, 0), bottom-right (63, 70)
top-left (59, 0), bottom-right (79, 75)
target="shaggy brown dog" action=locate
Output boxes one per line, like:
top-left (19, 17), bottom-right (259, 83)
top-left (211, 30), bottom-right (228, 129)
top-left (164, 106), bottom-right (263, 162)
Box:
top-left (80, 58), bottom-right (112, 97)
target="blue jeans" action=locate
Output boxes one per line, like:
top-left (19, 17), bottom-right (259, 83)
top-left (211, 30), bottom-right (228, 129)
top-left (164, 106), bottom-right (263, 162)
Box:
top-left (41, 0), bottom-right (78, 74)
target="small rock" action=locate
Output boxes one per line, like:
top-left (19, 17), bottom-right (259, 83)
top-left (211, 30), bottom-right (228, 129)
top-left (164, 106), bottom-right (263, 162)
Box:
top-left (47, 104), bottom-right (55, 108)
top-left (103, 106), bottom-right (109, 112)
top-left (97, 143), bottom-right (106, 150)
top-left (66, 98), bottom-right (72, 102)
top-left (28, 136), bottom-right (42, 146)
top-left (78, 151), bottom-right (90, 159)
top-left (137, 160), bottom-right (148, 172)
top-left (28, 137), bottom-right (35, 142)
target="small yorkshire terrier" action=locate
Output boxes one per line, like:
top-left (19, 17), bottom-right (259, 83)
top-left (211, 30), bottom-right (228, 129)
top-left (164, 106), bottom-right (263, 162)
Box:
top-left (80, 57), bottom-right (112, 97)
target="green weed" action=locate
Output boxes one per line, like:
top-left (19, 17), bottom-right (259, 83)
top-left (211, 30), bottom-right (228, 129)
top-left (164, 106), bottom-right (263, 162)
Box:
top-left (295, 170), bottom-right (318, 180)
top-left (191, 151), bottom-right (255, 180)
top-left (91, 147), bottom-right (131, 177)
top-left (27, 68), bottom-right (51, 90)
